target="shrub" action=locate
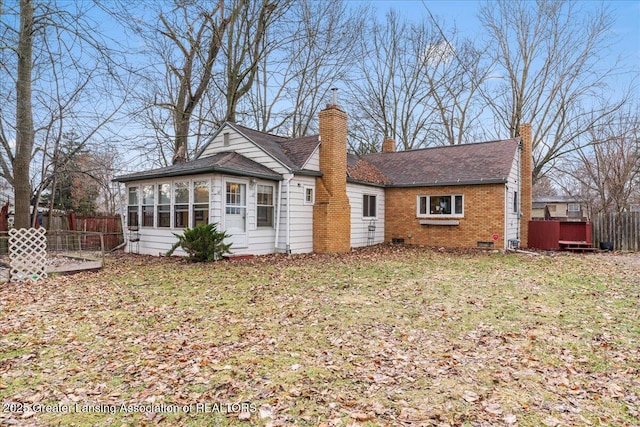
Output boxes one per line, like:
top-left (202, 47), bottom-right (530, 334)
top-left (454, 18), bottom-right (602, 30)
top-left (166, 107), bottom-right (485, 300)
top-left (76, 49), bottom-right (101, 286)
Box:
top-left (166, 223), bottom-right (232, 262)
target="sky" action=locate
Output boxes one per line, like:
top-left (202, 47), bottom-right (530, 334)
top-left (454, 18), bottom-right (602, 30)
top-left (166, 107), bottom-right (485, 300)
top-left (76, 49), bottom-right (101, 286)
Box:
top-left (362, 0), bottom-right (640, 99)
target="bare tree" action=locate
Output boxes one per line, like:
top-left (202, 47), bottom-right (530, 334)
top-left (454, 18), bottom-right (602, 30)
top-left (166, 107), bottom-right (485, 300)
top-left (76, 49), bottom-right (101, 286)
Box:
top-left (242, 0), bottom-right (367, 137)
top-left (479, 0), bottom-right (631, 183)
top-left (108, 0), bottom-right (286, 165)
top-left (0, 0), bottom-right (128, 228)
top-left (558, 107), bottom-right (639, 216)
top-left (219, 0), bottom-right (287, 125)
top-left (347, 10), bottom-right (488, 153)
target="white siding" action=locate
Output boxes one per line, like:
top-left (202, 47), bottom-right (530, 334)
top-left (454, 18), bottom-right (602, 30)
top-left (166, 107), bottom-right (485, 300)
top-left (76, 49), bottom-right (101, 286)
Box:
top-left (301, 146), bottom-right (320, 171)
top-left (276, 175), bottom-right (315, 254)
top-left (505, 150), bottom-right (521, 248)
top-left (347, 183), bottom-right (385, 248)
top-left (199, 125), bottom-right (290, 174)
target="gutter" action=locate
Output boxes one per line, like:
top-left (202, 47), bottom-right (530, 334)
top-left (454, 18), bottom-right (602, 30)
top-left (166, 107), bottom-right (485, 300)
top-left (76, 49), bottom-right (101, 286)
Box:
top-left (114, 166), bottom-right (283, 183)
top-left (274, 180), bottom-right (283, 253)
top-left (383, 178), bottom-right (508, 188)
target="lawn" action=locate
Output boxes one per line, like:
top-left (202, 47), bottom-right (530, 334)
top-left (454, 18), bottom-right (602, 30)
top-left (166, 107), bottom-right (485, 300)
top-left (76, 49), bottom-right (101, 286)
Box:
top-left (1, 246), bottom-right (639, 426)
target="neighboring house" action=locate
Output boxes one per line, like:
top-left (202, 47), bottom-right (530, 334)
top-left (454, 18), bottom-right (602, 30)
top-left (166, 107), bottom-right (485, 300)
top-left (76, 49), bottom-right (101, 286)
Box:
top-left (532, 196), bottom-right (588, 221)
top-left (115, 103), bottom-right (532, 256)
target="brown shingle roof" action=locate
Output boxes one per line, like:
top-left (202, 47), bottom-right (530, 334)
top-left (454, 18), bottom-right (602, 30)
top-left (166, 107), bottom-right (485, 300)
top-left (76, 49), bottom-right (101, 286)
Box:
top-left (358, 139), bottom-right (519, 186)
top-left (347, 154), bottom-right (391, 185)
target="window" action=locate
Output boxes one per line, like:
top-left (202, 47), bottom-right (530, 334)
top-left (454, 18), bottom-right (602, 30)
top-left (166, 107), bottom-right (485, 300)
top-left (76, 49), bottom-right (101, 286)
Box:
top-left (418, 195), bottom-right (463, 217)
top-left (127, 187), bottom-right (139, 227)
top-left (142, 185), bottom-right (154, 227)
top-left (174, 182), bottom-right (189, 228)
top-left (257, 184), bottom-right (274, 227)
top-left (193, 181), bottom-right (209, 227)
top-left (363, 194), bottom-right (377, 218)
top-left (304, 187), bottom-right (314, 205)
top-left (513, 191), bottom-right (518, 213)
top-left (568, 203), bottom-right (580, 212)
top-left (157, 183), bottom-right (171, 227)
top-left (226, 182), bottom-right (243, 215)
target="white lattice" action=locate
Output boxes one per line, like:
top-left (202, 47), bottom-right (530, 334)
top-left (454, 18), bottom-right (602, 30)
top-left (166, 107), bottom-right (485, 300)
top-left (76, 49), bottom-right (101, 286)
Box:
top-left (9, 227), bottom-right (48, 282)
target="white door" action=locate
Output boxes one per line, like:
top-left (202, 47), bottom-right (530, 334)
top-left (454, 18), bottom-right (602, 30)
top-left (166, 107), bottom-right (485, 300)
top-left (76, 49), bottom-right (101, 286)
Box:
top-left (224, 181), bottom-right (247, 247)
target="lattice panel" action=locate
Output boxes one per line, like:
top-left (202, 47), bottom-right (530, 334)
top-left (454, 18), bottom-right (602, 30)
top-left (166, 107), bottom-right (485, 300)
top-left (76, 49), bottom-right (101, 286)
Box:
top-left (9, 227), bottom-right (48, 282)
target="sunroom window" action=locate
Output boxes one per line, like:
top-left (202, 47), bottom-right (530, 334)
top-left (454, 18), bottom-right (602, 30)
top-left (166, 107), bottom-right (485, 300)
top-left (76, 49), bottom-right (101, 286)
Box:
top-left (157, 183), bottom-right (171, 227)
top-left (142, 185), bottom-right (154, 227)
top-left (174, 182), bottom-right (189, 228)
top-left (127, 187), bottom-right (139, 227)
top-left (193, 181), bottom-right (209, 227)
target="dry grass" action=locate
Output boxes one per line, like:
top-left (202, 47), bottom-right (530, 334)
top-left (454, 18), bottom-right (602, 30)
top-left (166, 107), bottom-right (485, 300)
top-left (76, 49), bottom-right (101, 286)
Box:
top-left (1, 246), bottom-right (639, 426)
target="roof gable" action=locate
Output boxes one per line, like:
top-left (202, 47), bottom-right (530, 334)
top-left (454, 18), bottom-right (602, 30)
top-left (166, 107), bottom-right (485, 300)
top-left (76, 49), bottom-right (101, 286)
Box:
top-left (198, 122), bottom-right (320, 172)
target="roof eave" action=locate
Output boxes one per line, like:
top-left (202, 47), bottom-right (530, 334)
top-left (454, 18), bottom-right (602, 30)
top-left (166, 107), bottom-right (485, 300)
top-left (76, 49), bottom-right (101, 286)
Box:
top-left (114, 166), bottom-right (282, 183)
top-left (346, 177), bottom-right (388, 188)
top-left (385, 178), bottom-right (508, 188)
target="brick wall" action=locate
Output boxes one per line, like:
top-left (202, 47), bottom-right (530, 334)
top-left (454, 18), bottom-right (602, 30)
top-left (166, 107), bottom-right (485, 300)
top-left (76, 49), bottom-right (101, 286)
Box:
top-left (384, 184), bottom-right (507, 248)
top-left (313, 104), bottom-right (351, 253)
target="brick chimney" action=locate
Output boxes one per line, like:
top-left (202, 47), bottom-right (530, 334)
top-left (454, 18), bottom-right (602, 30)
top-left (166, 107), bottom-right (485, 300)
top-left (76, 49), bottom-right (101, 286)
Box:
top-left (519, 123), bottom-right (532, 248)
top-left (313, 103), bottom-right (351, 253)
top-left (382, 136), bottom-right (396, 153)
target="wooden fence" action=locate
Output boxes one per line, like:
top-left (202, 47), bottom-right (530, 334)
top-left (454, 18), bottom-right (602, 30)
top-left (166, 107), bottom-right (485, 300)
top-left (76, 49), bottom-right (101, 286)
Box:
top-left (592, 212), bottom-right (640, 252)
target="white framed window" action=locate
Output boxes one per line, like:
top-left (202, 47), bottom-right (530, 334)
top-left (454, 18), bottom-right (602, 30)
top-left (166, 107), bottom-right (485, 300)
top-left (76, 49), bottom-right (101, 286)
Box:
top-left (363, 194), bottom-right (377, 218)
top-left (513, 191), bottom-right (518, 213)
top-left (192, 180), bottom-right (209, 227)
top-left (174, 181), bottom-right (189, 228)
top-left (142, 184), bottom-right (155, 227)
top-left (127, 187), bottom-right (139, 227)
top-left (304, 186), bottom-right (314, 205)
top-left (417, 195), bottom-right (463, 217)
top-left (568, 203), bottom-right (581, 212)
top-left (157, 183), bottom-right (171, 228)
top-left (257, 184), bottom-right (275, 227)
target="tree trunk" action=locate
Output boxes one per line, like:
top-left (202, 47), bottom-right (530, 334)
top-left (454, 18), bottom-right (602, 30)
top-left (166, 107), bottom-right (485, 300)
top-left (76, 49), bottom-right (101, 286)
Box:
top-left (14, 0), bottom-right (34, 229)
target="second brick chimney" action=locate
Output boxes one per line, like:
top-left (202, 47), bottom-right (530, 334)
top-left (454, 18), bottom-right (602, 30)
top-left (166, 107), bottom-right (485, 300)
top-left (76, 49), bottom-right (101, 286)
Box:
top-left (313, 103), bottom-right (351, 253)
top-left (382, 136), bottom-right (396, 153)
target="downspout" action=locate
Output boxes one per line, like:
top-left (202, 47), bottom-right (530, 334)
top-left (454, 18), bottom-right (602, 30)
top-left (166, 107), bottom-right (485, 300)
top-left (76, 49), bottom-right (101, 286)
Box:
top-left (274, 179), bottom-right (283, 253)
top-left (517, 141), bottom-right (522, 247)
top-left (285, 175), bottom-right (293, 254)
top-left (504, 183), bottom-right (509, 250)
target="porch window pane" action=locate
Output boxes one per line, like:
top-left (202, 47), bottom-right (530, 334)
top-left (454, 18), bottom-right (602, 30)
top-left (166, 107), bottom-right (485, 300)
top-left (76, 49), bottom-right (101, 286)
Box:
top-left (157, 183), bottom-right (171, 227)
top-left (174, 182), bottom-right (189, 228)
top-left (127, 187), bottom-right (139, 227)
top-left (192, 181), bottom-right (209, 227)
top-left (142, 185), bottom-right (154, 227)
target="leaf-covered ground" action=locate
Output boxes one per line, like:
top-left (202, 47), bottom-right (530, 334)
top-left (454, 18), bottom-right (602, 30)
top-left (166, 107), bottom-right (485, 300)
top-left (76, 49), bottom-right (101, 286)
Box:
top-left (1, 246), bottom-right (639, 426)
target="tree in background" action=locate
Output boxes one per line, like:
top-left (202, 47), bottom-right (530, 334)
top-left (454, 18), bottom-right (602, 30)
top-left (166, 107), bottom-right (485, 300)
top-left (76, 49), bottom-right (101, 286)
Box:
top-left (244, 0), bottom-right (367, 137)
top-left (559, 107), bottom-right (640, 216)
top-left (479, 0), bottom-right (629, 184)
top-left (347, 10), bottom-right (490, 153)
top-left (0, 0), bottom-right (129, 227)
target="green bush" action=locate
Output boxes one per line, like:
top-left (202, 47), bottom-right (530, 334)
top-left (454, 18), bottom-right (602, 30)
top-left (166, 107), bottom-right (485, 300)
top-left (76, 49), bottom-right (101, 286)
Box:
top-left (166, 223), bottom-right (232, 262)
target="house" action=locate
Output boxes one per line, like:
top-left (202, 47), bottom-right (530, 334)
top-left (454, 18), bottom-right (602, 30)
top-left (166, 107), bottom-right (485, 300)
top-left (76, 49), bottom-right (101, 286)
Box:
top-left (532, 196), bottom-right (588, 221)
top-left (115, 103), bottom-right (532, 256)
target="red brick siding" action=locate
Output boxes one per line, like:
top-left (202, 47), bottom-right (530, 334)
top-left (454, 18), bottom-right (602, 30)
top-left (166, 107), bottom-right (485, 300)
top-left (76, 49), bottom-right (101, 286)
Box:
top-left (384, 184), bottom-right (507, 248)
